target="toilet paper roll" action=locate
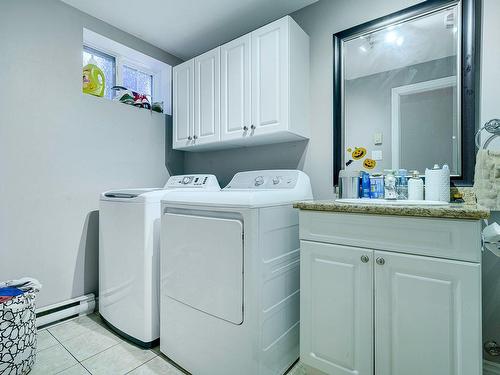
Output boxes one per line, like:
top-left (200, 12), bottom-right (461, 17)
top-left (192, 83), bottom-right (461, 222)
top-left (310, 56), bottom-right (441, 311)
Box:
top-left (425, 167), bottom-right (441, 201)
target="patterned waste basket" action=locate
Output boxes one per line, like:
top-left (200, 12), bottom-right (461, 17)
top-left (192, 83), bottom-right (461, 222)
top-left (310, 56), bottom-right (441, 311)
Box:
top-left (0, 292), bottom-right (37, 375)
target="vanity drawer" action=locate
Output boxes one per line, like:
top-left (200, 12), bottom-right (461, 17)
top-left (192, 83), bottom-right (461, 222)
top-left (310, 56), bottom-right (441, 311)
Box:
top-left (299, 211), bottom-right (482, 262)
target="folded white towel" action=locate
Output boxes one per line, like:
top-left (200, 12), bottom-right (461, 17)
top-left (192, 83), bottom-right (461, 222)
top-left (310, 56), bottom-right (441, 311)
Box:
top-left (474, 149), bottom-right (500, 210)
top-left (0, 277), bottom-right (42, 292)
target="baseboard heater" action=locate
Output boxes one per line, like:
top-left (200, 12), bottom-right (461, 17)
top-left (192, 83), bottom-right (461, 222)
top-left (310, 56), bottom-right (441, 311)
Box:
top-left (36, 293), bottom-right (96, 328)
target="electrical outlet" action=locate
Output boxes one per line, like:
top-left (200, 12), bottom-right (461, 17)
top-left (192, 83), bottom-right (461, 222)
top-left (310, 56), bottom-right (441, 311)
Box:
top-left (372, 150), bottom-right (383, 160)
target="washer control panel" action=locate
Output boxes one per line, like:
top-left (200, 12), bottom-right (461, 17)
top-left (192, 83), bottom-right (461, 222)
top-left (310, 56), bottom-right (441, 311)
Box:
top-left (226, 170), bottom-right (300, 190)
top-left (165, 175), bottom-right (220, 189)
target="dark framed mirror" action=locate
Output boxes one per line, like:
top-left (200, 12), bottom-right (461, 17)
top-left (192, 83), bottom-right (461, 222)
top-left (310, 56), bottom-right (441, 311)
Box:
top-left (333, 0), bottom-right (480, 186)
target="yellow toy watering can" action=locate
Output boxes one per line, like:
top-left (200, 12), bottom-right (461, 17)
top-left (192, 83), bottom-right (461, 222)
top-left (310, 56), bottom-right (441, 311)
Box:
top-left (82, 59), bottom-right (105, 97)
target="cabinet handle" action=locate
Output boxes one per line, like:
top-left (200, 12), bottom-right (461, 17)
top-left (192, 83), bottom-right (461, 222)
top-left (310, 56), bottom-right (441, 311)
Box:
top-left (188, 136), bottom-right (193, 140)
top-left (243, 126), bottom-right (249, 131)
top-left (376, 257), bottom-right (385, 265)
top-left (193, 135), bottom-right (198, 140)
top-left (361, 255), bottom-right (369, 263)
top-left (251, 124), bottom-right (256, 130)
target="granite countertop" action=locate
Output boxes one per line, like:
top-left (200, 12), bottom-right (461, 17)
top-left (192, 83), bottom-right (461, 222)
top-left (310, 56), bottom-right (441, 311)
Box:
top-left (293, 200), bottom-right (490, 220)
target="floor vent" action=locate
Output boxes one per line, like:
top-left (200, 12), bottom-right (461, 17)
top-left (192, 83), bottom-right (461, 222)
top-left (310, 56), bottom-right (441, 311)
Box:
top-left (36, 293), bottom-right (96, 328)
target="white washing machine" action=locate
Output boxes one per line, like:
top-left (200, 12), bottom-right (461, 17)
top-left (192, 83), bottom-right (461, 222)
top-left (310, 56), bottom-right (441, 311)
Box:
top-left (160, 170), bottom-right (313, 375)
top-left (99, 174), bottom-right (220, 347)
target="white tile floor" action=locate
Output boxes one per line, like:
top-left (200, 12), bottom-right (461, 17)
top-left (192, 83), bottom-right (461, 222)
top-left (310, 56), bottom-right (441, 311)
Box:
top-left (32, 313), bottom-right (308, 375)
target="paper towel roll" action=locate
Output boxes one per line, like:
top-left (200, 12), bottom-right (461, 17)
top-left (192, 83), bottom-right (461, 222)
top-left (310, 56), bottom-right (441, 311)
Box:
top-left (440, 164), bottom-right (450, 202)
top-left (483, 222), bottom-right (500, 243)
top-left (425, 165), bottom-right (441, 201)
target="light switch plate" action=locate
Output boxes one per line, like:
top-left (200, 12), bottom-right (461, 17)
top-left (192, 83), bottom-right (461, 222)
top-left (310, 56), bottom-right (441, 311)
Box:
top-left (373, 132), bottom-right (383, 145)
top-left (372, 150), bottom-right (383, 160)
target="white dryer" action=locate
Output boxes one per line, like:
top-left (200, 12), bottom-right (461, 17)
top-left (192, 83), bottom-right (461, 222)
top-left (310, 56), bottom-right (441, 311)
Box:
top-left (160, 170), bottom-right (313, 375)
top-left (99, 174), bottom-right (220, 347)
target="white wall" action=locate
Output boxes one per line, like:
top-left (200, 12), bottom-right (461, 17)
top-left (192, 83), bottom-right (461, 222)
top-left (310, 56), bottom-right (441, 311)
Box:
top-left (0, 0), bottom-right (182, 307)
top-left (345, 57), bottom-right (455, 173)
top-left (480, 0), bottom-right (500, 362)
top-left (183, 0), bottom-right (423, 196)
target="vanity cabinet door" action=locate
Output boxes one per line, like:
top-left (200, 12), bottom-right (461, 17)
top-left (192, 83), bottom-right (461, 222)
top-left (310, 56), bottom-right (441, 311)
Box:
top-left (374, 250), bottom-right (481, 375)
top-left (194, 47), bottom-right (220, 145)
top-left (300, 240), bottom-right (373, 375)
top-left (173, 59), bottom-right (194, 149)
top-left (221, 34), bottom-right (251, 141)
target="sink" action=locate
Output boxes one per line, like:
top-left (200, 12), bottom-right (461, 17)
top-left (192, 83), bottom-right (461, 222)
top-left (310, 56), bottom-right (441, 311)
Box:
top-left (335, 198), bottom-right (449, 206)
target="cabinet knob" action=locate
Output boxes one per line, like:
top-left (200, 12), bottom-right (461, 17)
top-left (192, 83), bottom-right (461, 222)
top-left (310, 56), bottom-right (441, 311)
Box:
top-left (243, 126), bottom-right (249, 131)
top-left (376, 257), bottom-right (385, 265)
top-left (361, 255), bottom-right (369, 263)
top-left (188, 136), bottom-right (193, 140)
top-left (251, 124), bottom-right (256, 130)
top-left (193, 135), bottom-right (198, 140)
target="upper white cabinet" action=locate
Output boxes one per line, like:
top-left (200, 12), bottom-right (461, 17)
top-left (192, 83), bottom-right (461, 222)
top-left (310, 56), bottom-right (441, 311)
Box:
top-left (194, 47), bottom-right (220, 145)
top-left (251, 17), bottom-right (289, 135)
top-left (172, 59), bottom-right (194, 150)
top-left (221, 34), bottom-right (251, 142)
top-left (173, 16), bottom-right (309, 151)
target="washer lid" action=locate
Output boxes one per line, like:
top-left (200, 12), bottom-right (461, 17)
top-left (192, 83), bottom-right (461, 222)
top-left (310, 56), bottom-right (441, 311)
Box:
top-left (103, 188), bottom-right (162, 199)
top-left (100, 188), bottom-right (170, 203)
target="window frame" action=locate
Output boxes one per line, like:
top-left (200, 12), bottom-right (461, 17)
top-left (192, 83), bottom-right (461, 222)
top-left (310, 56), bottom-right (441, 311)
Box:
top-left (118, 57), bottom-right (157, 100)
top-left (83, 28), bottom-right (172, 114)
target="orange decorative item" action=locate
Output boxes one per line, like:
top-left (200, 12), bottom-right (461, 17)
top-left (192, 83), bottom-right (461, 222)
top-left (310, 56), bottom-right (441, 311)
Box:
top-left (352, 147), bottom-right (367, 160)
top-left (363, 158), bottom-right (376, 169)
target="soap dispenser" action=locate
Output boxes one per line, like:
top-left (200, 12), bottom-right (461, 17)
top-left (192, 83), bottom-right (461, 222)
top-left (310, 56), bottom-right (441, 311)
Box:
top-left (408, 170), bottom-right (424, 200)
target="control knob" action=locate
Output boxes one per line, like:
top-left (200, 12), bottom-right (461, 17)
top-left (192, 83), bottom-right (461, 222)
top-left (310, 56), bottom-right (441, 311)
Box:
top-left (254, 176), bottom-right (265, 186)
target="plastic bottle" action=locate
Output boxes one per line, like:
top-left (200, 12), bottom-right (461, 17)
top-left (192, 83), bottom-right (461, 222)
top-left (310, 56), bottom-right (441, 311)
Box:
top-left (440, 164), bottom-right (450, 202)
top-left (396, 169), bottom-right (408, 200)
top-left (82, 57), bottom-right (105, 97)
top-left (384, 170), bottom-right (397, 200)
top-left (408, 170), bottom-right (424, 200)
top-left (360, 171), bottom-right (371, 198)
top-left (369, 174), bottom-right (384, 199)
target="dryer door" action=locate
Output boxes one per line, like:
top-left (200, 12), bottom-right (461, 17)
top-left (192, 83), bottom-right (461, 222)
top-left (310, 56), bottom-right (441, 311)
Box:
top-left (163, 213), bottom-right (243, 324)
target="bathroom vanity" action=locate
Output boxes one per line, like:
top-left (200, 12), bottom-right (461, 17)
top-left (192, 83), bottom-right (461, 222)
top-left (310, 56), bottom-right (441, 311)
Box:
top-left (295, 200), bottom-right (489, 375)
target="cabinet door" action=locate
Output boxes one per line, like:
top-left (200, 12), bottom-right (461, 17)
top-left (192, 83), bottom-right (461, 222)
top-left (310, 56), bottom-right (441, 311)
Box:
top-left (194, 47), bottom-right (220, 145)
top-left (374, 251), bottom-right (481, 375)
top-left (300, 241), bottom-right (373, 375)
top-left (221, 34), bottom-right (251, 141)
top-left (251, 17), bottom-right (289, 135)
top-left (173, 59), bottom-right (194, 149)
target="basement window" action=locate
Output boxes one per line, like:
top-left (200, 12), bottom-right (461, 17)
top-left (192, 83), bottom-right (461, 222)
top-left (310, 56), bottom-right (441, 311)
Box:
top-left (122, 65), bottom-right (153, 102)
top-left (83, 45), bottom-right (116, 100)
top-left (82, 28), bottom-right (172, 114)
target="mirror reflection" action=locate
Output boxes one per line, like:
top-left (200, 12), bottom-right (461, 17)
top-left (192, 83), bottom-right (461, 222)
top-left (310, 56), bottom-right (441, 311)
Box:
top-left (342, 4), bottom-right (460, 175)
